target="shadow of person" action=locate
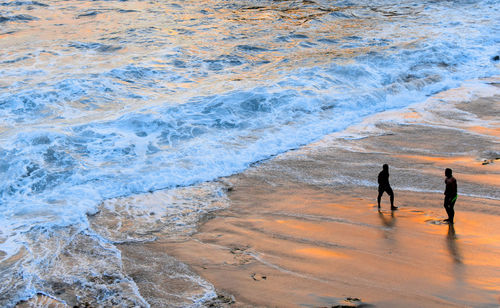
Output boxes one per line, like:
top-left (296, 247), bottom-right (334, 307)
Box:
top-left (377, 210), bottom-right (396, 243)
top-left (446, 223), bottom-right (462, 264)
top-left (378, 209), bottom-right (396, 228)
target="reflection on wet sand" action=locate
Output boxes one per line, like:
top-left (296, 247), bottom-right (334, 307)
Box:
top-left (378, 210), bottom-right (398, 252)
top-left (151, 90), bottom-right (500, 307)
top-left (378, 210), bottom-right (396, 229)
top-left (156, 181), bottom-right (500, 307)
top-left (446, 223), bottom-right (462, 265)
top-left (445, 223), bottom-right (466, 290)
top-left (377, 210), bottom-right (396, 244)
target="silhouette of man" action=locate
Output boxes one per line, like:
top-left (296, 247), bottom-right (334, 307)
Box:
top-left (443, 168), bottom-right (457, 223)
top-left (377, 164), bottom-right (397, 210)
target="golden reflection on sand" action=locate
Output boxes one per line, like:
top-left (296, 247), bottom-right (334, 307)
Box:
top-left (462, 250), bottom-right (500, 267)
top-left (469, 278), bottom-right (500, 292)
top-left (114, 181), bottom-right (500, 307)
top-left (402, 111), bottom-right (423, 119)
top-left (397, 154), bottom-right (481, 166)
top-left (466, 125), bottom-right (500, 137)
top-left (274, 219), bottom-right (327, 233)
top-left (294, 247), bottom-right (347, 259)
top-left (396, 154), bottom-right (500, 186)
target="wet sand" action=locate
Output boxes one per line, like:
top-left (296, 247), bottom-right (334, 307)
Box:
top-left (159, 186), bottom-right (500, 307)
top-left (97, 84), bottom-right (500, 307)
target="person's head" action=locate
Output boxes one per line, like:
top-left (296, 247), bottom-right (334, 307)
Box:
top-left (383, 164), bottom-right (389, 171)
top-left (445, 168), bottom-right (452, 178)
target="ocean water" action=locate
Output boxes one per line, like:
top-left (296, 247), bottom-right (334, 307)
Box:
top-left (0, 0), bottom-right (499, 306)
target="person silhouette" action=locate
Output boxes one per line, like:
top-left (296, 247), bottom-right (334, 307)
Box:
top-left (377, 164), bottom-right (397, 210)
top-left (443, 168), bottom-right (457, 223)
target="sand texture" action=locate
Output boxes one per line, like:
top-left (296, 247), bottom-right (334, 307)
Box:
top-left (90, 84), bottom-right (500, 307)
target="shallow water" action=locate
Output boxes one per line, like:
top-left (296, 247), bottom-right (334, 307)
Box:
top-left (0, 0), bottom-right (499, 306)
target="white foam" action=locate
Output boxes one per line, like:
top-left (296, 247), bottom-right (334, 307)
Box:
top-left (1, 0), bottom-right (499, 305)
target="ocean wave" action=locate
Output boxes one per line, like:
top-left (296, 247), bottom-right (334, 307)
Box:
top-left (1, 0), bottom-right (499, 305)
top-left (0, 1), bottom-right (48, 7)
top-left (0, 14), bottom-right (38, 23)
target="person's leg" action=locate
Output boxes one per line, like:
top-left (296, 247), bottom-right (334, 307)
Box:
top-left (387, 187), bottom-right (397, 210)
top-left (377, 187), bottom-right (383, 208)
top-left (443, 197), bottom-right (452, 222)
top-left (448, 199), bottom-right (456, 223)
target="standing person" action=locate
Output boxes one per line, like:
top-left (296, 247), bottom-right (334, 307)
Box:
top-left (377, 164), bottom-right (397, 210)
top-left (443, 168), bottom-right (457, 223)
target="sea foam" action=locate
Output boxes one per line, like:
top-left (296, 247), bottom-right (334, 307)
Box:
top-left (0, 0), bottom-right (499, 305)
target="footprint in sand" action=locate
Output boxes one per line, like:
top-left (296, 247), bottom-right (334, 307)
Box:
top-left (251, 273), bottom-right (267, 281)
top-left (228, 246), bottom-right (254, 265)
top-left (332, 297), bottom-right (374, 308)
top-left (481, 158), bottom-right (499, 165)
top-left (425, 219), bottom-right (448, 225)
top-left (409, 209), bottom-right (424, 214)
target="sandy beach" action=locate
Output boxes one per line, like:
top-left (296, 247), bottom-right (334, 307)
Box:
top-left (18, 81), bottom-right (499, 307)
top-left (3, 1), bottom-right (500, 306)
top-left (158, 187), bottom-right (500, 307)
top-left (87, 81), bottom-right (500, 307)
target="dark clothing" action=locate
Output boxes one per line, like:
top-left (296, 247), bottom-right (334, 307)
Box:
top-left (378, 184), bottom-right (393, 196)
top-left (378, 170), bottom-right (390, 187)
top-left (445, 176), bottom-right (457, 197)
top-left (377, 168), bottom-right (394, 207)
top-left (444, 195), bottom-right (456, 222)
top-left (444, 176), bottom-right (457, 222)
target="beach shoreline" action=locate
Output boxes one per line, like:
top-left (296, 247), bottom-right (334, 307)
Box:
top-left (17, 80), bottom-right (500, 307)
top-left (3, 0), bottom-right (500, 305)
top-left (108, 80), bottom-right (500, 307)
